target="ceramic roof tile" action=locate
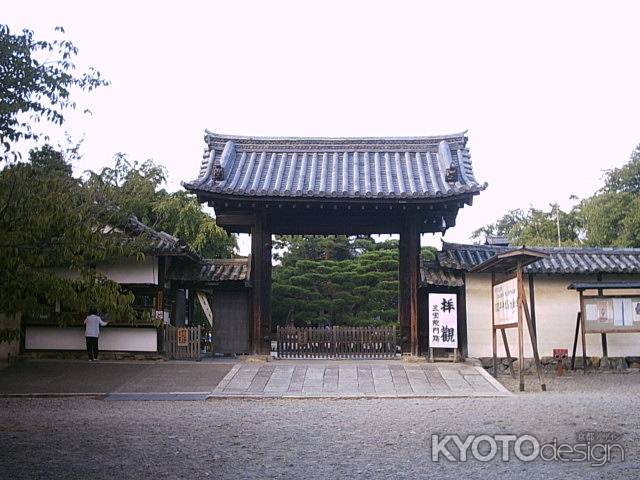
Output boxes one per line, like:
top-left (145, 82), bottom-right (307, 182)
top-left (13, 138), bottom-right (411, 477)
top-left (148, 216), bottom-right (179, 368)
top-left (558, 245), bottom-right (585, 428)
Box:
top-left (183, 131), bottom-right (487, 200)
top-left (437, 242), bottom-right (640, 275)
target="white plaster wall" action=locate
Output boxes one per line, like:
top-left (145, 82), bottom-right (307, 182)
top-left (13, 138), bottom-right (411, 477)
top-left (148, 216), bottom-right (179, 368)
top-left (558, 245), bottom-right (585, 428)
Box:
top-left (25, 326), bottom-right (158, 352)
top-left (97, 257), bottom-right (159, 285)
top-left (55, 256), bottom-right (159, 285)
top-left (465, 273), bottom-right (640, 358)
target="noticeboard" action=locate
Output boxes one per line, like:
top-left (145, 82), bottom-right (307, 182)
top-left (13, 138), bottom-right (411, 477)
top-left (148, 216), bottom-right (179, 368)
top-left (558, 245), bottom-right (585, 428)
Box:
top-left (493, 277), bottom-right (518, 326)
top-left (428, 293), bottom-right (458, 348)
top-left (582, 296), bottom-right (640, 333)
top-left (177, 327), bottom-right (189, 346)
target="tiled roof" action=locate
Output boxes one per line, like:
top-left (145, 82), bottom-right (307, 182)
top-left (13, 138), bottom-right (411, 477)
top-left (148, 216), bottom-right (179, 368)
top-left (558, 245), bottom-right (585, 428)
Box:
top-left (168, 258), bottom-right (249, 283)
top-left (183, 131), bottom-right (486, 200)
top-left (124, 216), bottom-right (201, 261)
top-left (438, 242), bottom-right (640, 274)
top-left (420, 262), bottom-right (464, 287)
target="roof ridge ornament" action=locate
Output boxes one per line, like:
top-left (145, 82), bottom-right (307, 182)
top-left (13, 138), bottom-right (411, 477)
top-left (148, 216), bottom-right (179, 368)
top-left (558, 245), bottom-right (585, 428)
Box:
top-left (215, 140), bottom-right (237, 180)
top-left (438, 140), bottom-right (459, 184)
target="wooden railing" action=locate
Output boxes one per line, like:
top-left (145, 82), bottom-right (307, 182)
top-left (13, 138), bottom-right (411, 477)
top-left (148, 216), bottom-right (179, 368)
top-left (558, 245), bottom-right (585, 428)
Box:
top-left (276, 326), bottom-right (398, 359)
top-left (163, 325), bottom-right (201, 361)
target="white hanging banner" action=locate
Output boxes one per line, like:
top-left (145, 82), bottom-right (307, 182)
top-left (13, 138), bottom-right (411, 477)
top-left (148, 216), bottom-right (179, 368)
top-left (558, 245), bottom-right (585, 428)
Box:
top-left (428, 293), bottom-right (458, 348)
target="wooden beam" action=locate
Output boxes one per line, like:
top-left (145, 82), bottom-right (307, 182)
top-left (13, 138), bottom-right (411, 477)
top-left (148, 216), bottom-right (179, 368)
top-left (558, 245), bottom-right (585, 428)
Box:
top-left (216, 213), bottom-right (257, 227)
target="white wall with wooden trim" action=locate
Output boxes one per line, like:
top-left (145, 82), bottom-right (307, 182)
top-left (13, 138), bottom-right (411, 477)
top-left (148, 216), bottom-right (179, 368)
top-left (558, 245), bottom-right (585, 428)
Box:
top-left (465, 273), bottom-right (640, 358)
top-left (25, 326), bottom-right (158, 352)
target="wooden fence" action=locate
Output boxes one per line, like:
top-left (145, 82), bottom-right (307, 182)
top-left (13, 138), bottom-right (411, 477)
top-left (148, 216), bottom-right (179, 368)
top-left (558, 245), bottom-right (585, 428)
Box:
top-left (276, 326), bottom-right (398, 359)
top-left (163, 325), bottom-right (201, 361)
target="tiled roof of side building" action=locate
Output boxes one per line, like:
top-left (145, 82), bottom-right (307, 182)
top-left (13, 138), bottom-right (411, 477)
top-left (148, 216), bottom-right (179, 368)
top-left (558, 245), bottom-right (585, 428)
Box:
top-left (437, 242), bottom-right (640, 274)
top-left (420, 261), bottom-right (465, 287)
top-left (124, 215), bottom-right (202, 262)
top-left (183, 131), bottom-right (487, 200)
top-left (167, 258), bottom-right (249, 283)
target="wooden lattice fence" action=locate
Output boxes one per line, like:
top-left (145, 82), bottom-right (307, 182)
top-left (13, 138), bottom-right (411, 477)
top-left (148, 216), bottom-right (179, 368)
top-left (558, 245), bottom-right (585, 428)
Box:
top-left (276, 326), bottom-right (398, 359)
top-left (163, 325), bottom-right (201, 361)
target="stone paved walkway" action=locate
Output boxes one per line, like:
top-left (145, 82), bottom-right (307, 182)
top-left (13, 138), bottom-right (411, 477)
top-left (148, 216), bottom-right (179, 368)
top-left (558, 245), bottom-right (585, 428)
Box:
top-left (210, 360), bottom-right (511, 398)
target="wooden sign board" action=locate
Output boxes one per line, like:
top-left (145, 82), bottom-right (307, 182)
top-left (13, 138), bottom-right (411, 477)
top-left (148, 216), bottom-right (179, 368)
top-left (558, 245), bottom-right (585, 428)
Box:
top-left (493, 277), bottom-right (518, 327)
top-left (582, 296), bottom-right (640, 333)
top-left (177, 327), bottom-right (189, 347)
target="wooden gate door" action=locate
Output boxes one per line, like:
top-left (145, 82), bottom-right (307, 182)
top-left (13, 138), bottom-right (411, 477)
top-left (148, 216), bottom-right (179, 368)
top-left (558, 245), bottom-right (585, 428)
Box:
top-left (213, 290), bottom-right (250, 355)
top-left (163, 325), bottom-right (201, 360)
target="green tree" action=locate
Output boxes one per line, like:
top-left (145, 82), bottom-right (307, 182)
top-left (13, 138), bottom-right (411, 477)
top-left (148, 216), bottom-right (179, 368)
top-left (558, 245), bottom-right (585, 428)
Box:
top-left (473, 143), bottom-right (640, 248)
top-left (577, 145), bottom-right (640, 247)
top-left (87, 154), bottom-right (236, 258)
top-left (471, 205), bottom-right (582, 247)
top-left (0, 146), bottom-right (139, 325)
top-left (273, 235), bottom-right (355, 266)
top-left (272, 237), bottom-right (435, 328)
top-left (1, 25), bottom-right (108, 160)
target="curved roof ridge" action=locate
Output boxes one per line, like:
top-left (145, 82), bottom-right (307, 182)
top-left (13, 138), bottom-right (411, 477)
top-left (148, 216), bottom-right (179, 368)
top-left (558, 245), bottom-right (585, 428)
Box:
top-left (204, 129), bottom-right (469, 143)
top-left (185, 131), bottom-right (485, 201)
top-left (442, 241), bottom-right (640, 254)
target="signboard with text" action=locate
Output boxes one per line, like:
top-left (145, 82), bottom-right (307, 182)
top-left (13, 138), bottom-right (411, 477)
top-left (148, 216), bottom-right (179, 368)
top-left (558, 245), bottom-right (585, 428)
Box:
top-left (177, 327), bottom-right (189, 347)
top-left (583, 296), bottom-right (640, 333)
top-left (493, 277), bottom-right (518, 326)
top-left (428, 293), bottom-right (458, 348)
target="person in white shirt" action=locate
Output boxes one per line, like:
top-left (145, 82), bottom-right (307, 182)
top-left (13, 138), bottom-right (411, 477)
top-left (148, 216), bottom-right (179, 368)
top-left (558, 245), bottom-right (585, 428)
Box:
top-left (84, 308), bottom-right (108, 361)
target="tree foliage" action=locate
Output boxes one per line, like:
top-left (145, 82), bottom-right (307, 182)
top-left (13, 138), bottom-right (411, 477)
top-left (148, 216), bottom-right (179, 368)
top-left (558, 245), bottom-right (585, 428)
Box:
top-left (87, 154), bottom-right (236, 258)
top-left (473, 144), bottom-right (640, 248)
top-left (0, 146), bottom-right (138, 323)
top-left (0, 25), bottom-right (108, 160)
top-left (0, 24), bottom-right (234, 343)
top-left (472, 205), bottom-right (582, 247)
top-left (272, 237), bottom-right (436, 327)
top-left (576, 146), bottom-right (640, 247)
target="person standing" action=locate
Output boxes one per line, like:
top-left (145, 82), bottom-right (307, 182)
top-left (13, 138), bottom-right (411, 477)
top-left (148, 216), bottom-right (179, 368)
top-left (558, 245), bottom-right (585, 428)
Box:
top-left (84, 308), bottom-right (108, 361)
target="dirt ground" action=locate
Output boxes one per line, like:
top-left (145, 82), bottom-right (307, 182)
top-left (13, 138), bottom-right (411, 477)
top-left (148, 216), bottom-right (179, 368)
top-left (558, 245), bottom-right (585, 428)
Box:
top-left (1, 371), bottom-right (639, 479)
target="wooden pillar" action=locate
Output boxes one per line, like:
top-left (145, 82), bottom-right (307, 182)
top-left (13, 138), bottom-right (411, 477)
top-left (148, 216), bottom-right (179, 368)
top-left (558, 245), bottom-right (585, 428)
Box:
top-left (251, 213), bottom-right (272, 354)
top-left (516, 262), bottom-right (525, 392)
top-left (399, 216), bottom-right (420, 355)
top-left (528, 274), bottom-right (537, 335)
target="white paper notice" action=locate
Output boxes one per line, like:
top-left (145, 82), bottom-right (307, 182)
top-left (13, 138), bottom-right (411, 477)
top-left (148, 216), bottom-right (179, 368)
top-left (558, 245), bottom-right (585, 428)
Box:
top-left (622, 298), bottom-right (635, 326)
top-left (613, 298), bottom-right (625, 326)
top-left (585, 304), bottom-right (598, 322)
top-left (493, 278), bottom-right (518, 325)
top-left (631, 299), bottom-right (640, 324)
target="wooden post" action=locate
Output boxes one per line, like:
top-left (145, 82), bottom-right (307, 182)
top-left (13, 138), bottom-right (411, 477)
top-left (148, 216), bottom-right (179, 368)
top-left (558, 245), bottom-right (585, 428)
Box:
top-left (520, 283), bottom-right (546, 391)
top-left (458, 285), bottom-right (468, 358)
top-left (491, 273), bottom-right (498, 377)
top-left (528, 274), bottom-right (537, 335)
top-left (516, 263), bottom-right (525, 392)
top-left (579, 291), bottom-right (588, 373)
top-left (570, 312), bottom-right (581, 370)
top-left (251, 213), bottom-right (272, 355)
top-left (601, 333), bottom-right (608, 358)
top-left (399, 216), bottom-right (419, 355)
top-left (500, 328), bottom-right (516, 378)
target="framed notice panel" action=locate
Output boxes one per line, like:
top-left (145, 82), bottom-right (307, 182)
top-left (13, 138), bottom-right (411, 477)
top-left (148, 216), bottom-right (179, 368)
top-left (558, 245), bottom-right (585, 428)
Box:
top-left (493, 277), bottom-right (518, 326)
top-left (582, 296), bottom-right (640, 333)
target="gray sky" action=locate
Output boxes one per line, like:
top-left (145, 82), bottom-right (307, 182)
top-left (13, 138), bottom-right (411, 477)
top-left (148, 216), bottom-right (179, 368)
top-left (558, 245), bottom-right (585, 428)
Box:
top-left (6, 1), bottom-right (640, 254)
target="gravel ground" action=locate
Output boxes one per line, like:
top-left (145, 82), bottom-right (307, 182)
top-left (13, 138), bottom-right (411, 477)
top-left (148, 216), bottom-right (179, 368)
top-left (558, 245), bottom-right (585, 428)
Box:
top-left (1, 372), bottom-right (639, 479)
